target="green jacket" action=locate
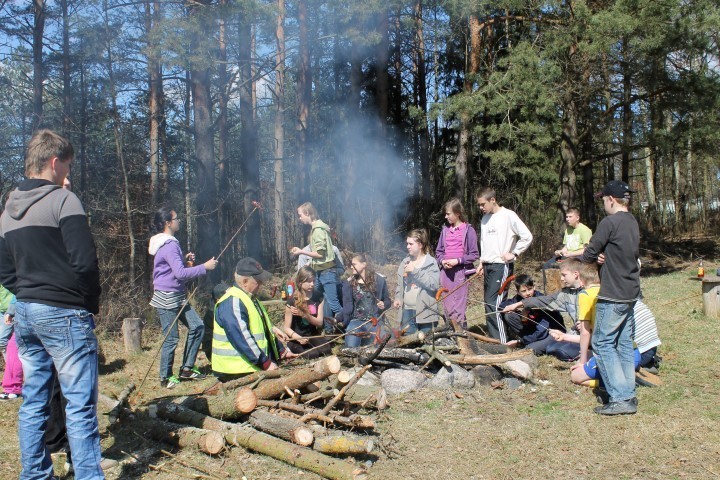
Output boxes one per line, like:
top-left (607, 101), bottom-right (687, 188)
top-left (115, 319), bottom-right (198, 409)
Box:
top-left (0, 284), bottom-right (16, 315)
top-left (310, 220), bottom-right (336, 271)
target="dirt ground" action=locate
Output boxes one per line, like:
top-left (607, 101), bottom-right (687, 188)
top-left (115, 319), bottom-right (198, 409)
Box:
top-left (1, 256), bottom-right (719, 479)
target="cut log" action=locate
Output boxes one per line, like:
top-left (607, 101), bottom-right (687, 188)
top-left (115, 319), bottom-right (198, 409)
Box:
top-left (419, 345), bottom-right (452, 367)
top-left (248, 409), bottom-right (314, 446)
top-left (184, 386), bottom-right (258, 420)
top-left (445, 349), bottom-right (533, 365)
top-left (313, 433), bottom-right (375, 455)
top-left (153, 402), bottom-right (366, 480)
top-left (252, 356), bottom-right (341, 400)
top-left (340, 347), bottom-right (429, 365)
top-left (456, 336), bottom-right (508, 355)
top-left (122, 318), bottom-right (143, 354)
top-left (143, 419), bottom-right (225, 455)
top-left (203, 369), bottom-right (290, 395)
top-left (257, 400), bottom-right (375, 429)
top-left (330, 370), bottom-right (353, 390)
top-left (395, 331), bottom-right (425, 348)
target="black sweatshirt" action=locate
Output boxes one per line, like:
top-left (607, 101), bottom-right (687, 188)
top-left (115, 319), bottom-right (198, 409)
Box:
top-left (581, 211), bottom-right (640, 302)
top-left (0, 179), bottom-right (101, 313)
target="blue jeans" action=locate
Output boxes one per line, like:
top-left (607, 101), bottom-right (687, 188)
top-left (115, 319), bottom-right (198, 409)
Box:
top-left (315, 269), bottom-right (342, 330)
top-left (0, 317), bottom-right (13, 352)
top-left (591, 300), bottom-right (636, 403)
top-left (13, 302), bottom-right (103, 480)
top-left (344, 319), bottom-right (375, 348)
top-left (401, 309), bottom-right (437, 335)
top-left (157, 304), bottom-right (204, 380)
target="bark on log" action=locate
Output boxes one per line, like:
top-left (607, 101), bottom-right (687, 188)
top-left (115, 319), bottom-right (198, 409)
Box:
top-left (300, 386), bottom-right (339, 404)
top-left (330, 371), bottom-right (352, 390)
top-left (340, 347), bottom-right (429, 364)
top-left (183, 386), bottom-right (258, 420)
top-left (153, 402), bottom-right (366, 480)
top-left (257, 400), bottom-right (375, 429)
top-left (322, 364), bottom-right (372, 415)
top-left (204, 369), bottom-right (290, 395)
top-left (122, 318), bottom-right (143, 354)
top-left (445, 350), bottom-right (533, 365)
top-left (419, 346), bottom-right (452, 367)
top-left (248, 409), bottom-right (314, 446)
top-left (395, 331), bottom-right (425, 348)
top-left (313, 433), bottom-right (375, 455)
top-left (143, 419), bottom-right (225, 455)
top-left (252, 356), bottom-right (341, 400)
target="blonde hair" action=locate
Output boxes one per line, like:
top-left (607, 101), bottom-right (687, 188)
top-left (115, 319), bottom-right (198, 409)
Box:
top-left (408, 228), bottom-right (432, 255)
top-left (580, 263), bottom-right (600, 285)
top-left (559, 258), bottom-right (582, 274)
top-left (298, 202), bottom-right (318, 221)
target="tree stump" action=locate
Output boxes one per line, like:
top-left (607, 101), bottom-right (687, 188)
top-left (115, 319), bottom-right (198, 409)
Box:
top-left (122, 318), bottom-right (143, 354)
top-left (702, 276), bottom-right (720, 319)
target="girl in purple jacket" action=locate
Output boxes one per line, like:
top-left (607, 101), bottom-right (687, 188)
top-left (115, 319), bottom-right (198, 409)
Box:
top-left (149, 207), bottom-right (218, 388)
top-left (435, 198), bottom-right (479, 330)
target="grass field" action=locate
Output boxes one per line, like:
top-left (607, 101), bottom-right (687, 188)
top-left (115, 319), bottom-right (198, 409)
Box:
top-left (1, 262), bottom-right (719, 479)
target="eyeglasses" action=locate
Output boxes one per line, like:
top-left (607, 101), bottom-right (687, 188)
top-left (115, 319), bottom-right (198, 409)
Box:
top-left (171, 217), bottom-right (179, 221)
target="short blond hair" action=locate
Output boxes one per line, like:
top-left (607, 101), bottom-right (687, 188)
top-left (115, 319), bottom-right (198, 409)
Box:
top-left (298, 202), bottom-right (318, 221)
top-left (580, 263), bottom-right (600, 285)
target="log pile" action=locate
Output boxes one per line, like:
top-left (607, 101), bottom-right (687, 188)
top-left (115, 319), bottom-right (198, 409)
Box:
top-left (112, 325), bottom-right (537, 479)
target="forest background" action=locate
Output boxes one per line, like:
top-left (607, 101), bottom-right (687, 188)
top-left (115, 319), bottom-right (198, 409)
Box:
top-left (0, 0), bottom-right (719, 326)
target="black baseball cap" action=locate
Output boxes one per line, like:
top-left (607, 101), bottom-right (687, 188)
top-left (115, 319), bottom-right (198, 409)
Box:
top-left (235, 257), bottom-right (272, 282)
top-left (596, 180), bottom-right (633, 199)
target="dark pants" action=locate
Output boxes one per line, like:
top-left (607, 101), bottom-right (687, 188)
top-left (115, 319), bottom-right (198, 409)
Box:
top-left (287, 337), bottom-right (335, 359)
top-left (483, 263), bottom-right (514, 343)
top-left (46, 373), bottom-right (68, 456)
top-left (545, 339), bottom-right (581, 361)
top-left (639, 347), bottom-right (658, 369)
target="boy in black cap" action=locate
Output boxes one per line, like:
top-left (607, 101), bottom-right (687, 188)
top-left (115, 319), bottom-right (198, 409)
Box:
top-left (211, 257), bottom-right (297, 381)
top-left (581, 180), bottom-right (640, 415)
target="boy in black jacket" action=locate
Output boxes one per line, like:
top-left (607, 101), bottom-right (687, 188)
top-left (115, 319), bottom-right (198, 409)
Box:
top-left (499, 275), bottom-right (565, 354)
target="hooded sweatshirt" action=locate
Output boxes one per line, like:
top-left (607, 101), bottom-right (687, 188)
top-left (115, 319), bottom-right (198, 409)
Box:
top-left (0, 179), bottom-right (101, 313)
top-left (148, 233), bottom-right (206, 292)
top-left (309, 220), bottom-right (336, 271)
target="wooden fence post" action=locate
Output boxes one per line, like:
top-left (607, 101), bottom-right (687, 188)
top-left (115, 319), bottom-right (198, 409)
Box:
top-left (123, 317), bottom-right (143, 354)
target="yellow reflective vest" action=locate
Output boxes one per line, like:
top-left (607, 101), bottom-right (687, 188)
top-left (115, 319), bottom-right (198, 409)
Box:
top-left (212, 286), bottom-right (280, 374)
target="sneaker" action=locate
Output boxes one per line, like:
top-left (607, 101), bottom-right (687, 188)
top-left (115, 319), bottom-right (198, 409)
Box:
top-left (0, 392), bottom-right (21, 400)
top-left (179, 366), bottom-right (206, 380)
top-left (165, 375), bottom-right (181, 389)
top-left (593, 399), bottom-right (637, 416)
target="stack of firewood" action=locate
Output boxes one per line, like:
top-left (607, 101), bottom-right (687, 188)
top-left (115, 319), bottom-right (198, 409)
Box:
top-left (109, 327), bottom-right (532, 480)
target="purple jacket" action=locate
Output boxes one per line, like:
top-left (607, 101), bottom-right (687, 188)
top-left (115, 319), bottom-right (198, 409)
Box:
top-left (149, 234), bottom-right (206, 292)
top-left (435, 223), bottom-right (480, 269)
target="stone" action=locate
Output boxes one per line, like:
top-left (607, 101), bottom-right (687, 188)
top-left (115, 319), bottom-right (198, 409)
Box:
top-left (380, 369), bottom-right (427, 395)
top-left (470, 365), bottom-right (503, 386)
top-left (500, 359), bottom-right (535, 380)
top-left (346, 366), bottom-right (380, 386)
top-left (428, 364), bottom-right (475, 390)
top-left (504, 377), bottom-right (523, 390)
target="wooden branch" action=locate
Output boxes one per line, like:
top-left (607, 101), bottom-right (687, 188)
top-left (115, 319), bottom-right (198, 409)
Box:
top-left (108, 382), bottom-right (136, 424)
top-left (183, 386), bottom-right (258, 420)
top-left (143, 421), bottom-right (225, 455)
top-left (463, 330), bottom-right (503, 345)
top-left (419, 346), bottom-right (452, 367)
top-left (395, 331), bottom-right (425, 348)
top-left (203, 369), bottom-right (289, 395)
top-left (152, 402), bottom-right (367, 480)
top-left (257, 400), bottom-right (375, 430)
top-left (445, 350), bottom-right (533, 365)
top-left (340, 347), bottom-right (429, 364)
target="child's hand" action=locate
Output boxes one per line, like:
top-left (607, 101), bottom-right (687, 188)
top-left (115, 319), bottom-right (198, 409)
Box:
top-left (548, 329), bottom-right (564, 341)
top-left (272, 326), bottom-right (289, 342)
top-left (505, 340), bottom-right (519, 348)
top-left (288, 306), bottom-right (301, 316)
top-left (570, 363), bottom-right (584, 372)
top-left (501, 302), bottom-right (522, 313)
top-left (3, 314), bottom-right (12, 325)
top-left (393, 300), bottom-right (402, 309)
top-left (376, 300), bottom-right (385, 310)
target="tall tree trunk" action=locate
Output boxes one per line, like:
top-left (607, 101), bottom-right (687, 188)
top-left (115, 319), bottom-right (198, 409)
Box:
top-left (455, 14), bottom-right (480, 202)
top-left (273, 0), bottom-right (288, 267)
top-left (621, 40), bottom-right (632, 184)
top-left (296, 0), bottom-right (311, 202)
top-left (415, 0), bottom-right (431, 216)
top-left (147, 0), bottom-right (164, 205)
top-left (191, 28), bottom-right (218, 278)
top-left (217, 1), bottom-right (230, 276)
top-left (103, 0), bottom-right (136, 285)
top-left (79, 36), bottom-right (88, 193)
top-left (559, 99), bottom-right (578, 216)
top-left (239, 9), bottom-right (262, 261)
top-left (60, 0), bottom-right (71, 134)
top-left (32, 0), bottom-right (46, 130)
